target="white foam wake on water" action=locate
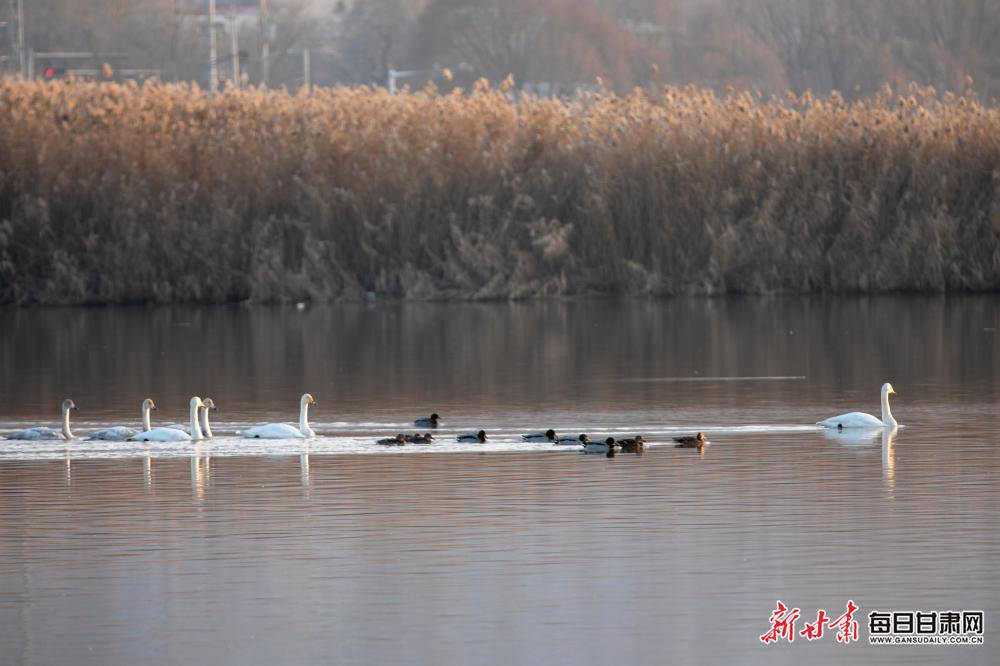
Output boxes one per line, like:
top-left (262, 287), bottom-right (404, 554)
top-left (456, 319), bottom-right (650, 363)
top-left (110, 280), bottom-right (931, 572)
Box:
top-left (0, 422), bottom-right (826, 460)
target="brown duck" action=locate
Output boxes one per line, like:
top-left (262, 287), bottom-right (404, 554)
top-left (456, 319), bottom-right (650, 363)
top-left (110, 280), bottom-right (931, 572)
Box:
top-left (618, 435), bottom-right (645, 453)
top-left (673, 432), bottom-right (706, 448)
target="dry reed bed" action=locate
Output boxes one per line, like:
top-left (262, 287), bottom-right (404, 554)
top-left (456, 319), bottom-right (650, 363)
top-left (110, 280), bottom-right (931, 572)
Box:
top-left (0, 78), bottom-right (998, 304)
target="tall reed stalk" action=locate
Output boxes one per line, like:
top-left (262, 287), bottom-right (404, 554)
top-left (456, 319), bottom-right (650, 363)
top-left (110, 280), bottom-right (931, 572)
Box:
top-left (1, 78), bottom-right (997, 304)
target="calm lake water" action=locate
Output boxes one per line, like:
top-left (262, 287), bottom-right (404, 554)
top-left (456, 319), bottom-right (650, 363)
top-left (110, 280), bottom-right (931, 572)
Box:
top-left (0, 297), bottom-right (997, 665)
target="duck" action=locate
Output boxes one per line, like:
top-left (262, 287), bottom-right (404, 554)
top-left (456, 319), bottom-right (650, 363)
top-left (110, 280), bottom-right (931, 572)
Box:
top-left (414, 413), bottom-right (441, 428)
top-left (673, 432), bottom-right (706, 448)
top-left (242, 393), bottom-right (316, 439)
top-left (377, 434), bottom-right (407, 446)
top-left (129, 397), bottom-right (205, 442)
top-left (555, 434), bottom-right (589, 445)
top-left (457, 430), bottom-right (487, 443)
top-left (89, 398), bottom-right (157, 441)
top-left (817, 382), bottom-right (898, 429)
top-left (408, 433), bottom-right (434, 444)
top-left (584, 436), bottom-right (620, 453)
top-left (619, 435), bottom-right (645, 453)
top-left (522, 429), bottom-right (556, 442)
top-left (5, 399), bottom-right (77, 440)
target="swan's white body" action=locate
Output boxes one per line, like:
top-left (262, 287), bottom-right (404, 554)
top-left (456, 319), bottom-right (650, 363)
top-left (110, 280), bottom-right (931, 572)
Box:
top-left (817, 383), bottom-right (898, 429)
top-left (243, 394), bottom-right (316, 439)
top-left (160, 399), bottom-right (216, 436)
top-left (129, 397), bottom-right (205, 442)
top-left (89, 398), bottom-right (157, 441)
top-left (6, 399), bottom-right (77, 440)
top-left (522, 430), bottom-right (556, 442)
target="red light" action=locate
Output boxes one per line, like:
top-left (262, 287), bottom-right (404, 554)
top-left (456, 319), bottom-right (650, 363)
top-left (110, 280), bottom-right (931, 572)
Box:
top-left (44, 66), bottom-right (56, 79)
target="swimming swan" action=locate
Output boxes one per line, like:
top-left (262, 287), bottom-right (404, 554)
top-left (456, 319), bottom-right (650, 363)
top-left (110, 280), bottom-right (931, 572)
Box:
top-left (200, 398), bottom-right (217, 438)
top-left (162, 398), bottom-right (216, 436)
top-left (89, 398), bottom-right (157, 440)
top-left (129, 397), bottom-right (205, 442)
top-left (242, 393), bottom-right (316, 439)
top-left (5, 399), bottom-right (77, 440)
top-left (817, 383), bottom-right (898, 429)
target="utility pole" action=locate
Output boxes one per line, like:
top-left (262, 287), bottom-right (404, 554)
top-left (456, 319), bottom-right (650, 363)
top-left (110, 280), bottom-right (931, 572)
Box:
top-left (260, 0), bottom-right (270, 85)
top-left (302, 48), bottom-right (310, 93)
top-left (16, 0), bottom-right (25, 78)
top-left (209, 0), bottom-right (218, 93)
top-left (230, 12), bottom-right (239, 87)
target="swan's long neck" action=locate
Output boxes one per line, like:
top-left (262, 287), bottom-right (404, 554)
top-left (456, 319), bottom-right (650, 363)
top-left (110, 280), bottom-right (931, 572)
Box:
top-left (881, 391), bottom-right (897, 428)
top-left (190, 403), bottom-right (204, 440)
top-left (200, 406), bottom-right (212, 438)
top-left (299, 401), bottom-right (311, 436)
top-left (62, 406), bottom-right (73, 439)
top-left (142, 404), bottom-right (152, 431)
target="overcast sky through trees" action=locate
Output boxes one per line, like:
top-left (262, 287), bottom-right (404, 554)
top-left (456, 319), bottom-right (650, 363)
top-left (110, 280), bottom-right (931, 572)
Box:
top-left (3, 1), bottom-right (998, 97)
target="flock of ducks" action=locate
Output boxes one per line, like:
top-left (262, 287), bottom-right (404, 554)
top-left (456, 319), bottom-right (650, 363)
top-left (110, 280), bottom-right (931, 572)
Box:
top-left (3, 383), bottom-right (901, 452)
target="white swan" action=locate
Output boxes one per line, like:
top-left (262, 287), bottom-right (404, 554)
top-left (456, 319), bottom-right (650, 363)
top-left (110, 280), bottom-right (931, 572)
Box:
top-left (129, 397), bottom-right (205, 442)
top-left (5, 399), bottom-right (77, 440)
top-left (161, 398), bottom-right (215, 436)
top-left (242, 393), bottom-right (316, 439)
top-left (89, 398), bottom-right (157, 440)
top-left (199, 398), bottom-right (216, 438)
top-left (817, 382), bottom-right (898, 429)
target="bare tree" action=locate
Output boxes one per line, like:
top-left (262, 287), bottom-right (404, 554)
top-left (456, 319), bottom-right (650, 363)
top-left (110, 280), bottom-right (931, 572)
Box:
top-left (336, 0), bottom-right (419, 85)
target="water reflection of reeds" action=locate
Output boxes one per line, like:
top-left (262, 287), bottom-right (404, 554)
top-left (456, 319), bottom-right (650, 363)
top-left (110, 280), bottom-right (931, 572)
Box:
top-left (0, 297), bottom-right (996, 423)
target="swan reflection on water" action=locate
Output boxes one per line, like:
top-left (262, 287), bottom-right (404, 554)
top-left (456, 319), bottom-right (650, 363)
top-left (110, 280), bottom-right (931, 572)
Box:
top-left (882, 426), bottom-right (898, 494)
top-left (820, 424), bottom-right (898, 493)
top-left (300, 452), bottom-right (312, 497)
top-left (191, 451), bottom-right (209, 503)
